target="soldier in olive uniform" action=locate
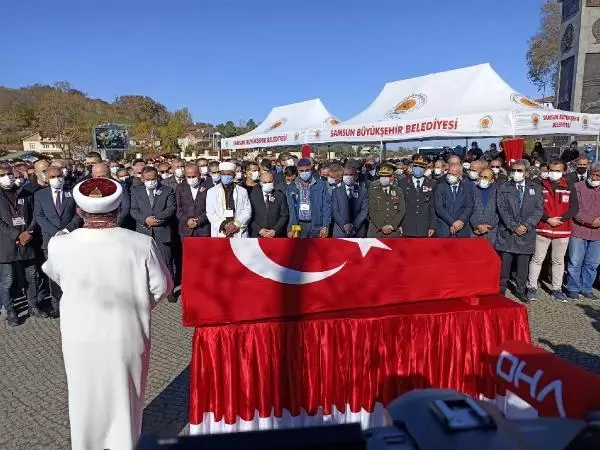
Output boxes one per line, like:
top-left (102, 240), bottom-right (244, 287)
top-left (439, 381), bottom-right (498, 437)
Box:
top-left (367, 164), bottom-right (405, 237)
top-left (398, 155), bottom-right (437, 237)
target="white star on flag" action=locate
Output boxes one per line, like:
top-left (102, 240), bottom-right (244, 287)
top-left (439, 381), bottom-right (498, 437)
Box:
top-left (339, 238), bottom-right (392, 257)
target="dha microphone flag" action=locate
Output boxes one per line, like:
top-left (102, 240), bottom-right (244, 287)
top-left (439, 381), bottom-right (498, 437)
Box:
top-left (182, 238), bottom-right (500, 326)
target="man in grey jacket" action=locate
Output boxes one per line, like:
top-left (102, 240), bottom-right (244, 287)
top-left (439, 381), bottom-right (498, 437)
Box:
top-left (495, 160), bottom-right (544, 303)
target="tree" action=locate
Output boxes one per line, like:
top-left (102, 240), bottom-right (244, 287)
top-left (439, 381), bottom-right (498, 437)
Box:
top-left (245, 118), bottom-right (257, 133)
top-left (526, 0), bottom-right (561, 96)
top-left (216, 121), bottom-right (239, 137)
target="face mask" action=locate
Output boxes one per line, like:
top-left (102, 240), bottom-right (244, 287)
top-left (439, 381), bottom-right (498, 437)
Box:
top-left (119, 176), bottom-right (129, 182)
top-left (434, 168), bottom-right (444, 176)
top-left (275, 166), bottom-right (283, 173)
top-left (286, 159), bottom-right (295, 167)
top-left (212, 174), bottom-right (221, 184)
top-left (491, 167), bottom-right (501, 175)
top-left (576, 167), bottom-right (588, 175)
top-left (221, 174), bottom-right (233, 185)
top-left (174, 168), bottom-right (185, 178)
top-left (147, 163), bottom-right (154, 167)
top-left (187, 177), bottom-right (199, 188)
top-left (424, 168), bottom-right (432, 178)
top-left (200, 166), bottom-right (208, 175)
top-left (588, 178), bottom-right (600, 188)
top-left (144, 179), bottom-right (158, 189)
top-left (14, 178), bottom-right (23, 187)
top-left (462, 162), bottom-right (471, 170)
top-left (234, 172), bottom-right (243, 181)
top-left (110, 167), bottom-right (119, 175)
top-left (395, 169), bottom-right (404, 176)
top-left (0, 174), bottom-right (15, 189)
top-left (512, 172), bottom-right (524, 183)
top-left (548, 171), bottom-right (563, 182)
top-left (160, 173), bottom-right (170, 180)
top-left (327, 176), bottom-right (337, 185)
top-left (447, 174), bottom-right (459, 185)
top-left (261, 182), bottom-right (274, 194)
top-left (478, 179), bottom-right (491, 189)
top-left (342, 175), bottom-right (355, 186)
top-left (369, 169), bottom-right (376, 176)
top-left (534, 162), bottom-right (541, 168)
top-left (379, 177), bottom-right (391, 187)
top-left (250, 170), bottom-right (260, 181)
top-left (299, 171), bottom-right (312, 182)
top-left (468, 170), bottom-right (479, 180)
top-left (540, 171), bottom-right (549, 180)
top-left (61, 168), bottom-right (69, 177)
top-left (49, 177), bottom-right (64, 190)
top-left (412, 166), bottom-right (425, 178)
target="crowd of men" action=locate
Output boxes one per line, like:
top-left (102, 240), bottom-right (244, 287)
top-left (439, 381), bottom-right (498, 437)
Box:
top-left (1, 140), bottom-right (600, 326)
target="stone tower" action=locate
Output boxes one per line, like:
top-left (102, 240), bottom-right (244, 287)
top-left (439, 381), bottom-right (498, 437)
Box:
top-left (557, 0), bottom-right (600, 114)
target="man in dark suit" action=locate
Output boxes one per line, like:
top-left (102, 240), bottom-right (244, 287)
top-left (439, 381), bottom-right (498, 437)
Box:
top-left (34, 166), bottom-right (82, 317)
top-left (176, 163), bottom-right (211, 238)
top-left (129, 166), bottom-right (177, 277)
top-left (567, 155), bottom-right (591, 185)
top-left (496, 160), bottom-right (544, 302)
top-left (0, 164), bottom-right (48, 326)
top-left (249, 171), bottom-right (289, 237)
top-left (399, 155), bottom-right (437, 237)
top-left (331, 166), bottom-right (368, 237)
top-left (164, 158), bottom-right (186, 192)
top-left (434, 163), bottom-right (474, 238)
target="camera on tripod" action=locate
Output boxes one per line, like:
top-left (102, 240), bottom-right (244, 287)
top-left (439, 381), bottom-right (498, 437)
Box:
top-left (137, 389), bottom-right (600, 450)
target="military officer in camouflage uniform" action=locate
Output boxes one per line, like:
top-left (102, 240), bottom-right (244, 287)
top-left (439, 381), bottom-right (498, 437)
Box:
top-left (398, 155), bottom-right (437, 237)
top-left (367, 163), bottom-right (405, 237)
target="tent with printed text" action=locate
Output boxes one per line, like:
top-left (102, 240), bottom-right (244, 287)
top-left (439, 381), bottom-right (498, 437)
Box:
top-left (315, 63), bottom-right (600, 144)
top-left (220, 98), bottom-right (340, 150)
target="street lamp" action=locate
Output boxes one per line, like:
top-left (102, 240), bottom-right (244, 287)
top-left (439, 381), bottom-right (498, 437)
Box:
top-left (214, 131), bottom-right (223, 160)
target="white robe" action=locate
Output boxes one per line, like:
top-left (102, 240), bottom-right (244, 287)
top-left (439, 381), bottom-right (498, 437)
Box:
top-left (42, 227), bottom-right (172, 450)
top-left (206, 183), bottom-right (252, 238)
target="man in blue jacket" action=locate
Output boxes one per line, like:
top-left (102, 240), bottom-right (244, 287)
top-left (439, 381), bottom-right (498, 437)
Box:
top-left (434, 162), bottom-right (474, 238)
top-left (286, 158), bottom-right (331, 238)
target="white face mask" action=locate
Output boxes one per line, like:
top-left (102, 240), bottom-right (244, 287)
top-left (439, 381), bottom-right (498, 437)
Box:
top-left (174, 168), bottom-right (185, 178)
top-left (468, 170), bottom-right (479, 180)
top-left (286, 159), bottom-right (295, 167)
top-left (447, 174), bottom-right (459, 185)
top-left (235, 172), bottom-right (243, 181)
top-left (211, 174), bottom-right (221, 184)
top-left (588, 178), bottom-right (600, 188)
top-left (200, 166), bottom-right (208, 175)
top-left (491, 167), bottom-right (501, 175)
top-left (110, 167), bottom-right (119, 175)
top-left (379, 177), bottom-right (391, 187)
top-left (395, 169), bottom-right (404, 176)
top-left (250, 170), bottom-right (260, 181)
top-left (49, 177), bottom-right (64, 190)
top-left (478, 179), bottom-right (491, 189)
top-left (369, 169), bottom-right (376, 176)
top-left (540, 171), bottom-right (549, 180)
top-left (261, 182), bottom-right (274, 194)
top-left (434, 168), bottom-right (444, 176)
top-left (548, 171), bottom-right (563, 182)
top-left (186, 177), bottom-right (199, 188)
top-left (342, 175), bottom-right (355, 186)
top-left (144, 179), bottom-right (158, 189)
top-left (534, 162), bottom-right (541, 168)
top-left (327, 176), bottom-right (337, 185)
top-left (14, 178), bottom-right (23, 187)
top-left (0, 174), bottom-right (15, 189)
top-left (511, 172), bottom-right (524, 183)
top-left (119, 176), bottom-right (129, 182)
top-left (61, 168), bottom-right (69, 177)
top-left (160, 173), bottom-right (170, 180)
top-left (462, 162), bottom-right (471, 170)
top-left (424, 168), bottom-right (432, 178)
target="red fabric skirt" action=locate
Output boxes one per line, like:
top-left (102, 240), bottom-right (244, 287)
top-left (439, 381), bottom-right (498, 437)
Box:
top-left (189, 295), bottom-right (531, 425)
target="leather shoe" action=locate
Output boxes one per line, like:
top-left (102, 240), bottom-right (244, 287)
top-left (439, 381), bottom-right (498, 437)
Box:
top-left (29, 307), bottom-right (49, 318)
top-left (48, 310), bottom-right (60, 319)
top-left (515, 292), bottom-right (529, 304)
top-left (167, 293), bottom-right (178, 303)
top-left (7, 311), bottom-right (20, 327)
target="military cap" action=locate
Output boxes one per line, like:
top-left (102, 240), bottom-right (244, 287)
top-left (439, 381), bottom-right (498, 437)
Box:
top-left (378, 163), bottom-right (395, 177)
top-left (413, 155), bottom-right (429, 168)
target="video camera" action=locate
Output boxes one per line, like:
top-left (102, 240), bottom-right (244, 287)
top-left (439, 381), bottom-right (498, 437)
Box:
top-left (137, 389), bottom-right (600, 450)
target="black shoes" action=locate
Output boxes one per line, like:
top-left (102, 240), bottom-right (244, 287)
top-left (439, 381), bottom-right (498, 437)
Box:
top-left (48, 310), bottom-right (60, 319)
top-left (29, 307), bottom-right (49, 319)
top-left (7, 311), bottom-right (20, 327)
top-left (167, 293), bottom-right (179, 303)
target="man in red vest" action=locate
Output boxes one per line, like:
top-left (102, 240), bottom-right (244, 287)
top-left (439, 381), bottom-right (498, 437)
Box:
top-left (526, 160), bottom-right (579, 302)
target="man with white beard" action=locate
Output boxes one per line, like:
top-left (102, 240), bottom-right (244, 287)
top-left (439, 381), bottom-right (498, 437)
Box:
top-left (42, 177), bottom-right (172, 450)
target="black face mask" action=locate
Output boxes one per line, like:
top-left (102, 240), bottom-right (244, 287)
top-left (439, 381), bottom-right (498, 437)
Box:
top-left (365, 164), bottom-right (373, 171)
top-left (576, 167), bottom-right (588, 175)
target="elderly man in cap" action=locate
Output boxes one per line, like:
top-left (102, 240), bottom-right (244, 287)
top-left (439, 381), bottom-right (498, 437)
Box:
top-left (286, 158), bottom-right (331, 238)
top-left (367, 163), bottom-right (405, 237)
top-left (206, 161), bottom-right (252, 237)
top-left (43, 177), bottom-right (172, 450)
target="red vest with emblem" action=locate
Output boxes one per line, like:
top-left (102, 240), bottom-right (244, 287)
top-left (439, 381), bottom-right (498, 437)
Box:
top-left (536, 178), bottom-right (572, 238)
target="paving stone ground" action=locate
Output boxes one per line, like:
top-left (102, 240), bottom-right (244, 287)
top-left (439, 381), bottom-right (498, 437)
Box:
top-left (0, 290), bottom-right (599, 449)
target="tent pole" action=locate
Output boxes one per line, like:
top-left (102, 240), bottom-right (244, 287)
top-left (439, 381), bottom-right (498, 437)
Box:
top-left (596, 128), bottom-right (599, 162)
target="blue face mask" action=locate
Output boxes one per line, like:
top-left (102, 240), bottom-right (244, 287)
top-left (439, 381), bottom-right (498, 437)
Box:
top-left (221, 175), bottom-right (233, 185)
top-left (412, 166), bottom-right (425, 178)
top-left (275, 166), bottom-right (283, 173)
top-left (299, 171), bottom-right (312, 181)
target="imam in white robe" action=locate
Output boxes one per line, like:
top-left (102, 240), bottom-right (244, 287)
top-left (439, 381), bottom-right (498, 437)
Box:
top-left (43, 227), bottom-right (173, 450)
top-left (206, 183), bottom-right (252, 238)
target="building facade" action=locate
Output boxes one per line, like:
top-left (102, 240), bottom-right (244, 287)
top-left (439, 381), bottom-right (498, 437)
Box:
top-left (21, 133), bottom-right (63, 155)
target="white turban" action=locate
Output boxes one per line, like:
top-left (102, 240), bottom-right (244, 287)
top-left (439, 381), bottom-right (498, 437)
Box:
top-left (73, 178), bottom-right (123, 214)
top-left (219, 162), bottom-right (236, 172)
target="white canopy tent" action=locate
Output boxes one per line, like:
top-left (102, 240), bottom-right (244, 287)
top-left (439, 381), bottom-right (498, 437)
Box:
top-left (221, 98), bottom-right (340, 150)
top-left (318, 63), bottom-right (600, 144)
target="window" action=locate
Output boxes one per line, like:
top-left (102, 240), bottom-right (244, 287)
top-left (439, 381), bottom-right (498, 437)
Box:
top-left (29, 143), bottom-right (35, 150)
top-left (43, 144), bottom-right (50, 149)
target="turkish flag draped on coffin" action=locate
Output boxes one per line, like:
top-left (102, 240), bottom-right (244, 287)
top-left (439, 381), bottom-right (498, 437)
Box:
top-left (182, 238), bottom-right (501, 326)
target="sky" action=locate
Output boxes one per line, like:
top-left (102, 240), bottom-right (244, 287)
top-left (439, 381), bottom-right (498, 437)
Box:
top-left (1, 0), bottom-right (547, 128)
